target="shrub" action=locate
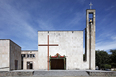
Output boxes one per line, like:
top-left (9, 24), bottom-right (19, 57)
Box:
top-left (104, 64), bottom-right (111, 69)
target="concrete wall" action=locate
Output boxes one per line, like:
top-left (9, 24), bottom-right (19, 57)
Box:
top-left (21, 50), bottom-right (38, 70)
top-left (10, 40), bottom-right (21, 70)
top-left (0, 40), bottom-right (10, 71)
top-left (38, 31), bottom-right (84, 70)
top-left (0, 39), bottom-right (21, 71)
top-left (85, 9), bottom-right (95, 70)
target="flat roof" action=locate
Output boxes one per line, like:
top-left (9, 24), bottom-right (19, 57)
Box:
top-left (0, 39), bottom-right (21, 48)
top-left (38, 30), bottom-right (84, 32)
top-left (22, 50), bottom-right (38, 52)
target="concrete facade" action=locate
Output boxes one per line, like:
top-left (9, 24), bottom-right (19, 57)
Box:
top-left (85, 9), bottom-right (95, 70)
top-left (0, 39), bottom-right (21, 71)
top-left (38, 31), bottom-right (84, 70)
top-left (0, 40), bottom-right (9, 71)
top-left (10, 40), bottom-right (21, 70)
top-left (21, 50), bottom-right (38, 70)
top-left (82, 9), bottom-right (96, 70)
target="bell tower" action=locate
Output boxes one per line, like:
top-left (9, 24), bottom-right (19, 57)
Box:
top-left (85, 8), bottom-right (95, 70)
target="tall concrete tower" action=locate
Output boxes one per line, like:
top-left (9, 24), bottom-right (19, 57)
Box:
top-left (85, 9), bottom-right (95, 70)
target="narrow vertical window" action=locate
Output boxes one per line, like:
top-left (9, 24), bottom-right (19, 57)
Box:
top-left (27, 54), bottom-right (30, 58)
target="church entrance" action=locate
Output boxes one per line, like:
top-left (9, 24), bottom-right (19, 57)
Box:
top-left (50, 53), bottom-right (66, 70)
top-left (51, 59), bottom-right (64, 70)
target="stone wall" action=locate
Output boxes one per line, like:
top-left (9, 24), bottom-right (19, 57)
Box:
top-left (0, 40), bottom-right (10, 71)
top-left (10, 40), bottom-right (21, 70)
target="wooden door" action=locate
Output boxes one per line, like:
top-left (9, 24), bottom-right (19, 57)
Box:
top-left (51, 59), bottom-right (64, 70)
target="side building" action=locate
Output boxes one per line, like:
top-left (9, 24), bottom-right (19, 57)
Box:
top-left (0, 39), bottom-right (21, 71)
top-left (21, 50), bottom-right (38, 70)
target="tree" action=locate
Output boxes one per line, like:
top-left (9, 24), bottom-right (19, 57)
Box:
top-left (109, 49), bottom-right (116, 68)
top-left (95, 49), bottom-right (116, 70)
top-left (104, 64), bottom-right (111, 69)
top-left (96, 50), bottom-right (109, 69)
top-left (83, 54), bottom-right (86, 61)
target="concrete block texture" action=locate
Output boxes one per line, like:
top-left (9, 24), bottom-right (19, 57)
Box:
top-left (10, 40), bottom-right (21, 70)
top-left (0, 40), bottom-right (10, 71)
top-left (21, 50), bottom-right (38, 70)
top-left (38, 31), bottom-right (84, 70)
top-left (0, 39), bottom-right (21, 71)
top-left (86, 9), bottom-right (95, 70)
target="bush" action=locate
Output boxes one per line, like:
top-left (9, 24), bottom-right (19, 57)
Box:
top-left (104, 64), bottom-right (111, 69)
top-left (111, 63), bottom-right (116, 68)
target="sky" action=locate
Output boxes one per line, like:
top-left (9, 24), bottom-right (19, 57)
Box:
top-left (0, 0), bottom-right (116, 53)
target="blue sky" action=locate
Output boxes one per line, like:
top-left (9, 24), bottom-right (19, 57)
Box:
top-left (0, 0), bottom-right (116, 52)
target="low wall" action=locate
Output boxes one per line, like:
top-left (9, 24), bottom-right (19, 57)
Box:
top-left (0, 67), bottom-right (9, 71)
top-left (0, 71), bottom-right (33, 76)
top-left (87, 71), bottom-right (116, 76)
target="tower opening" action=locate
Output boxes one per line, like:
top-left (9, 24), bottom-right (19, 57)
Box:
top-left (89, 13), bottom-right (93, 24)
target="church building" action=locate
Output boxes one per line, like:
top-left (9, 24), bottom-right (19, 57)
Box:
top-left (0, 9), bottom-right (95, 71)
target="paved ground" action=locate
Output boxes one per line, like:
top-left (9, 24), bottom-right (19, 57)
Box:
top-left (34, 70), bottom-right (89, 76)
top-left (12, 70), bottom-right (90, 76)
top-left (5, 70), bottom-right (116, 77)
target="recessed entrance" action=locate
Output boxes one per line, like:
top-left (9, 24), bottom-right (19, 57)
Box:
top-left (27, 61), bottom-right (33, 69)
top-left (51, 59), bottom-right (64, 70)
top-left (15, 60), bottom-right (18, 70)
top-left (50, 53), bottom-right (66, 70)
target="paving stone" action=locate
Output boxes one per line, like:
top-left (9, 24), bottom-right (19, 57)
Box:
top-left (34, 70), bottom-right (89, 76)
top-left (0, 70), bottom-right (116, 77)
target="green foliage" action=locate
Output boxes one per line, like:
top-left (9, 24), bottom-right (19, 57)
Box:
top-left (110, 50), bottom-right (116, 68)
top-left (104, 64), bottom-right (111, 69)
top-left (83, 54), bottom-right (86, 61)
top-left (111, 63), bottom-right (116, 68)
top-left (96, 49), bottom-right (116, 70)
top-left (114, 70), bottom-right (116, 71)
top-left (96, 50), bottom-right (109, 69)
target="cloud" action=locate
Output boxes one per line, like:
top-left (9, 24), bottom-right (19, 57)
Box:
top-left (38, 20), bottom-right (55, 30)
top-left (96, 40), bottom-right (116, 51)
top-left (105, 5), bottom-right (115, 11)
top-left (111, 36), bottom-right (116, 40)
top-left (37, 16), bottom-right (56, 30)
top-left (96, 32), bottom-right (116, 51)
top-left (0, 0), bottom-right (37, 39)
top-left (0, 0), bottom-right (39, 50)
top-left (68, 12), bottom-right (84, 26)
top-left (77, 0), bottom-right (85, 4)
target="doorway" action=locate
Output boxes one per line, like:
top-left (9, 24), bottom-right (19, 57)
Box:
top-left (51, 59), bottom-right (64, 70)
top-left (50, 53), bottom-right (66, 70)
top-left (27, 61), bottom-right (33, 69)
top-left (15, 60), bottom-right (18, 70)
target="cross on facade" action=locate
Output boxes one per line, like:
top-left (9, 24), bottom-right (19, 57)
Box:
top-left (38, 35), bottom-right (58, 70)
top-left (89, 2), bottom-right (93, 9)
